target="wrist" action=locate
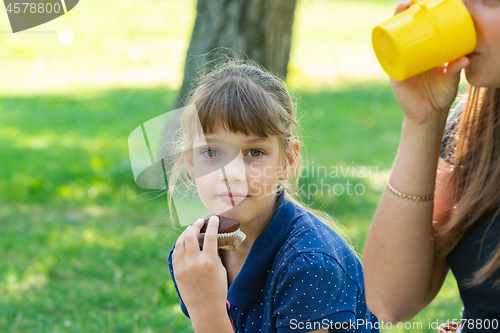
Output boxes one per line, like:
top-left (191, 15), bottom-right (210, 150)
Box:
top-left (190, 304), bottom-right (233, 333)
top-left (402, 116), bottom-right (448, 143)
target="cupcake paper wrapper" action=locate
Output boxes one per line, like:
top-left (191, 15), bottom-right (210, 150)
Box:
top-left (198, 229), bottom-right (246, 251)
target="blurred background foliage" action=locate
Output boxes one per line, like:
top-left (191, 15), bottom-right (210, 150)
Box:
top-left (0, 0), bottom-right (464, 332)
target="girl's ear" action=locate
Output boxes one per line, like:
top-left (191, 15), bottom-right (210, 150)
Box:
top-left (280, 139), bottom-right (300, 180)
top-left (185, 152), bottom-right (195, 179)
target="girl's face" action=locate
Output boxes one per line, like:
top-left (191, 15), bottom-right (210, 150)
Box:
top-left (463, 0), bottom-right (500, 88)
top-left (186, 123), bottom-right (296, 228)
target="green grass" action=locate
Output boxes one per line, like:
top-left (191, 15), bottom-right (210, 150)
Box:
top-left (0, 88), bottom-right (193, 332)
top-left (0, 0), bottom-right (463, 332)
top-left (0, 85), bottom-right (463, 333)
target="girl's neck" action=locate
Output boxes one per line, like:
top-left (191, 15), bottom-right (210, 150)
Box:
top-left (238, 194), bottom-right (279, 251)
top-left (221, 193), bottom-right (281, 287)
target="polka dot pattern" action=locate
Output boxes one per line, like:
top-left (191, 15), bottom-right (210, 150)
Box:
top-left (273, 252), bottom-right (357, 327)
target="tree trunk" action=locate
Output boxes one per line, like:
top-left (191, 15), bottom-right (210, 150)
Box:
top-left (174, 0), bottom-right (298, 109)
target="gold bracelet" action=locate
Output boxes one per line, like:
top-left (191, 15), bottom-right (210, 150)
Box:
top-left (387, 183), bottom-right (434, 202)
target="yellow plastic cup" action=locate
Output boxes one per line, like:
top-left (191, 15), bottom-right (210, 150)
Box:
top-left (372, 0), bottom-right (476, 81)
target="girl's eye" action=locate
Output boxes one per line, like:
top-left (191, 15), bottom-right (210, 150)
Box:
top-left (202, 149), bottom-right (220, 158)
top-left (246, 149), bottom-right (264, 157)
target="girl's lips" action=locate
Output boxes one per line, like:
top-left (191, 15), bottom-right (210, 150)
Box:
top-left (218, 195), bottom-right (248, 203)
top-left (466, 52), bottom-right (479, 59)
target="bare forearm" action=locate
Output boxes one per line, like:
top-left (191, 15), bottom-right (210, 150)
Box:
top-left (391, 119), bottom-right (446, 192)
top-left (365, 117), bottom-right (448, 321)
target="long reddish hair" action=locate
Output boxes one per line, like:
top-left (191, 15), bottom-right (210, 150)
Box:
top-left (437, 86), bottom-right (500, 286)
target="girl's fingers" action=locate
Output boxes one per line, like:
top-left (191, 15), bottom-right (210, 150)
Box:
top-left (445, 56), bottom-right (470, 78)
top-left (172, 225), bottom-right (190, 265)
top-left (184, 219), bottom-right (204, 256)
top-left (394, 0), bottom-right (414, 15)
top-left (202, 215), bottom-right (219, 254)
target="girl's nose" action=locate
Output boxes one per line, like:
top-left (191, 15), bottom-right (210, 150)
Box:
top-left (219, 152), bottom-right (246, 183)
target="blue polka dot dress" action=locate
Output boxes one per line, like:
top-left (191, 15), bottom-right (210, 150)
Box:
top-left (168, 190), bottom-right (379, 332)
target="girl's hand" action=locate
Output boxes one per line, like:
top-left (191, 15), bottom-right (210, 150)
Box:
top-left (390, 0), bottom-right (470, 126)
top-left (171, 216), bottom-right (229, 325)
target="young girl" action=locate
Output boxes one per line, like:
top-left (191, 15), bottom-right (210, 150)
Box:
top-left (167, 61), bottom-right (378, 332)
top-left (364, 0), bottom-right (500, 330)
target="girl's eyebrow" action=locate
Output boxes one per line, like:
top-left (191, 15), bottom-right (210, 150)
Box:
top-left (243, 138), bottom-right (272, 144)
top-left (196, 137), bottom-right (272, 144)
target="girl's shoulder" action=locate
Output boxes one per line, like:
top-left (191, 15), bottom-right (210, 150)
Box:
top-left (287, 205), bottom-right (354, 252)
top-left (274, 204), bottom-right (363, 285)
top-left (268, 212), bottom-right (370, 328)
top-left (271, 249), bottom-right (365, 328)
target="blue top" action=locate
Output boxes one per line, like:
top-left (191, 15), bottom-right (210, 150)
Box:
top-left (168, 190), bottom-right (379, 333)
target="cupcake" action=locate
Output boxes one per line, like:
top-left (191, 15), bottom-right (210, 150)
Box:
top-left (198, 215), bottom-right (246, 251)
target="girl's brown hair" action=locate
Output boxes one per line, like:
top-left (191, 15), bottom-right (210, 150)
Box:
top-left (437, 86), bottom-right (500, 286)
top-left (166, 57), bottom-right (351, 246)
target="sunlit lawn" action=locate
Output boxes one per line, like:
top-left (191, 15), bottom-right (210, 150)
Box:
top-left (1, 0), bottom-right (463, 332)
